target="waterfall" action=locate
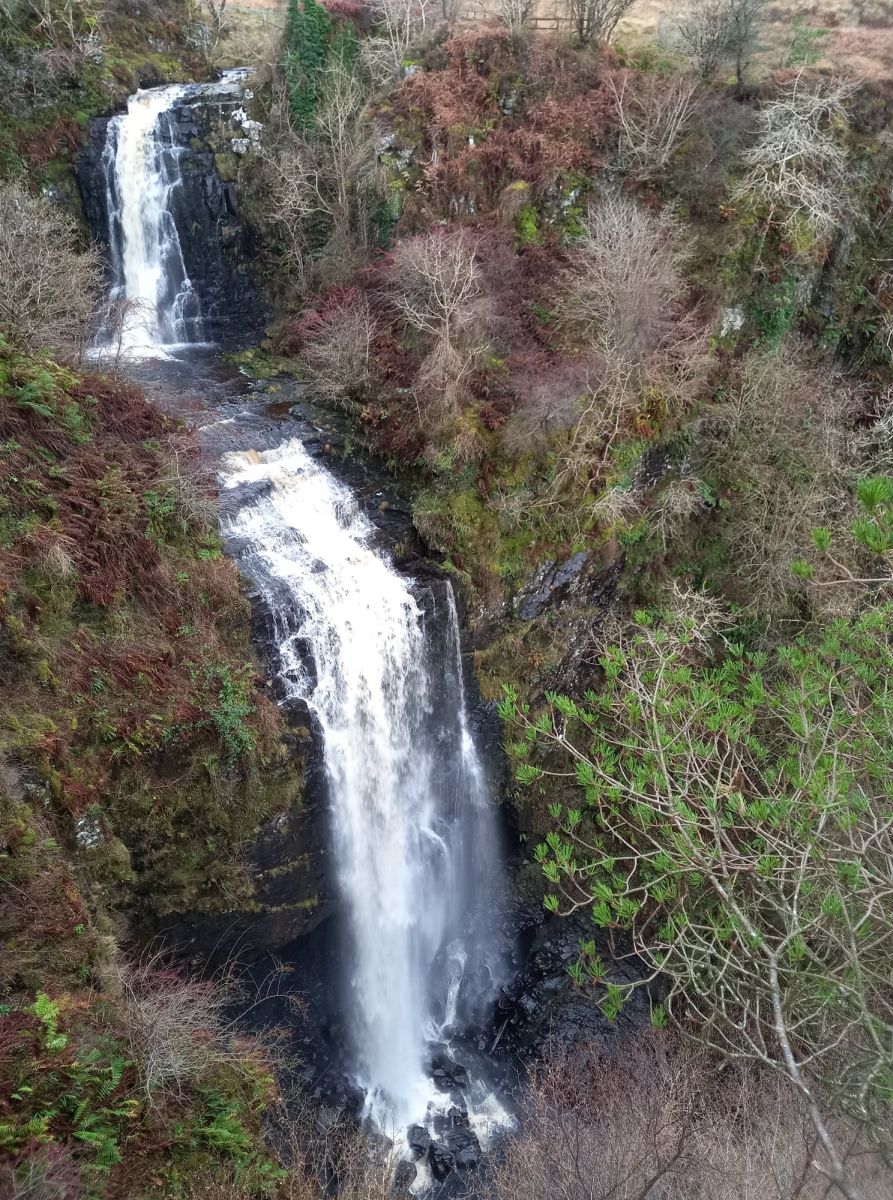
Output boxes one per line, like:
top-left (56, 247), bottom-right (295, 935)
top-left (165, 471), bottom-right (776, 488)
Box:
top-left (221, 439), bottom-right (508, 1132)
top-left (96, 83), bottom-right (204, 355)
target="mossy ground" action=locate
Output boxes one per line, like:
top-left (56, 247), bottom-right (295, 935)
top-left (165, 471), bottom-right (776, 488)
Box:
top-left (0, 341), bottom-right (297, 1195)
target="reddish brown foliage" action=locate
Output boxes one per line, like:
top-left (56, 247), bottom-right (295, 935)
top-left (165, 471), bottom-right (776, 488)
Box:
top-left (16, 117), bottom-right (84, 170)
top-left (0, 369), bottom-right (194, 608)
top-left (278, 284), bottom-right (368, 352)
top-left (390, 30), bottom-right (612, 215)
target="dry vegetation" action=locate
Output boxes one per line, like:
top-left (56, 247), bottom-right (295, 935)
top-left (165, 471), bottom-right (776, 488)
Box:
top-left (485, 1039), bottom-right (893, 1200)
top-left (0, 181), bottom-right (102, 359)
top-left (693, 343), bottom-right (861, 614)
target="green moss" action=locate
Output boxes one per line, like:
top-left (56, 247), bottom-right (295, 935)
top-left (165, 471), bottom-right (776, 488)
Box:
top-left (515, 202), bottom-right (540, 247)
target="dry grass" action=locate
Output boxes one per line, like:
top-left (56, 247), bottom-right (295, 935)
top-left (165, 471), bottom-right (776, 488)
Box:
top-left (218, 0), bottom-right (893, 78)
top-left (611, 0), bottom-right (893, 79)
top-left (483, 1036), bottom-right (893, 1200)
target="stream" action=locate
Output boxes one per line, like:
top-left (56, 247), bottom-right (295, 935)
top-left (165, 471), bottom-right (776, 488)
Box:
top-left (80, 73), bottom-right (520, 1176)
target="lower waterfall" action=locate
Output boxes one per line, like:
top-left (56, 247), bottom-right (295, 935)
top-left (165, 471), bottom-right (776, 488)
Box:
top-left (221, 439), bottom-right (509, 1134)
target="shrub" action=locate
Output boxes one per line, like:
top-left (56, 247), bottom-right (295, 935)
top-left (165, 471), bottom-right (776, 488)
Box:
top-left (483, 1038), bottom-right (892, 1200)
top-left (0, 182), bottom-right (102, 360)
top-left (118, 957), bottom-right (237, 1103)
top-left (609, 71), bottom-right (697, 181)
top-left (694, 345), bottom-right (858, 616)
top-left (300, 291), bottom-right (377, 406)
top-left (562, 192), bottom-right (689, 365)
top-left (733, 72), bottom-right (855, 242)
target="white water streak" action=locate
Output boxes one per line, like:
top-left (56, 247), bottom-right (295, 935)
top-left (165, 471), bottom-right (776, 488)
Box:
top-left (222, 439), bottom-right (506, 1128)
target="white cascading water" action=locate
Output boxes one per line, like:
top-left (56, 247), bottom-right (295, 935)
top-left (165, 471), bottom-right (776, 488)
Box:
top-left (96, 84), bottom-right (203, 355)
top-left (221, 440), bottom-right (508, 1132)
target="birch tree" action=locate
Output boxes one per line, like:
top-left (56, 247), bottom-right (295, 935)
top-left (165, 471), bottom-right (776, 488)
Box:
top-left (567, 0), bottom-right (637, 45)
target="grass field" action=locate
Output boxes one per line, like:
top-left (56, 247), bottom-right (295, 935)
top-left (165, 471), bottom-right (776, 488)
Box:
top-left (220, 0), bottom-right (893, 81)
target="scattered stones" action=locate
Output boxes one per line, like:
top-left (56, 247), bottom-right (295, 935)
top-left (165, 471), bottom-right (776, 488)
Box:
top-left (74, 813), bottom-right (104, 849)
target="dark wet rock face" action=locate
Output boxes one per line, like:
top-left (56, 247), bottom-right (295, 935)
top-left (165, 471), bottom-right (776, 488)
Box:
top-left (515, 551), bottom-right (591, 621)
top-left (408, 1125), bottom-right (432, 1159)
top-left (515, 550), bottom-right (626, 625)
top-left (76, 80), bottom-right (264, 347)
top-left (494, 911), bottom-right (654, 1061)
top-left (428, 1141), bottom-right (456, 1182)
top-left (430, 1054), bottom-right (469, 1093)
top-left (426, 1125), bottom-right (482, 1182)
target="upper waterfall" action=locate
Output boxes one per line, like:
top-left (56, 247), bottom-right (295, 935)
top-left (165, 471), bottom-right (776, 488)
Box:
top-left (221, 438), bottom-right (509, 1134)
top-left (97, 84), bottom-right (203, 355)
top-left (85, 71), bottom-right (257, 359)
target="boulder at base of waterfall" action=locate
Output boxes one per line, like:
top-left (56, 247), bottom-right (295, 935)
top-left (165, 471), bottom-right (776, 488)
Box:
top-left (444, 1126), bottom-right (482, 1170)
top-left (430, 1054), bottom-right (469, 1091)
top-left (408, 1125), bottom-right (431, 1159)
top-left (428, 1140), bottom-right (456, 1181)
top-left (392, 1160), bottom-right (417, 1193)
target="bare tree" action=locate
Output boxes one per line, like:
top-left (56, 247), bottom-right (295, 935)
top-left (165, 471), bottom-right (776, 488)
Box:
top-left (673, 0), bottom-right (734, 77)
top-left (362, 0), bottom-right (435, 85)
top-left (734, 72), bottom-right (856, 240)
top-left (301, 294), bottom-right (377, 407)
top-left (390, 228), bottom-right (484, 428)
top-left (391, 228), bottom-right (481, 345)
top-left (0, 181), bottom-right (102, 361)
top-left (543, 201), bottom-right (699, 521)
top-left (494, 0), bottom-right (536, 39)
top-left (725, 0), bottom-right (767, 84)
top-left (201, 0), bottom-right (228, 59)
top-left (610, 73), bottom-right (697, 180)
top-left (262, 59), bottom-right (382, 291)
top-left (673, 0), bottom-right (767, 83)
top-left (563, 192), bottom-right (689, 364)
top-left (566, 0), bottom-right (637, 46)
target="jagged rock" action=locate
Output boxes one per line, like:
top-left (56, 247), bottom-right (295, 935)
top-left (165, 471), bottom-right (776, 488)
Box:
top-left (407, 1125), bottom-right (431, 1158)
top-left (444, 1126), bottom-right (482, 1170)
top-left (494, 911), bottom-right (655, 1060)
top-left (515, 551), bottom-right (590, 620)
top-left (428, 1140), bottom-right (455, 1181)
top-left (430, 1054), bottom-right (469, 1092)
